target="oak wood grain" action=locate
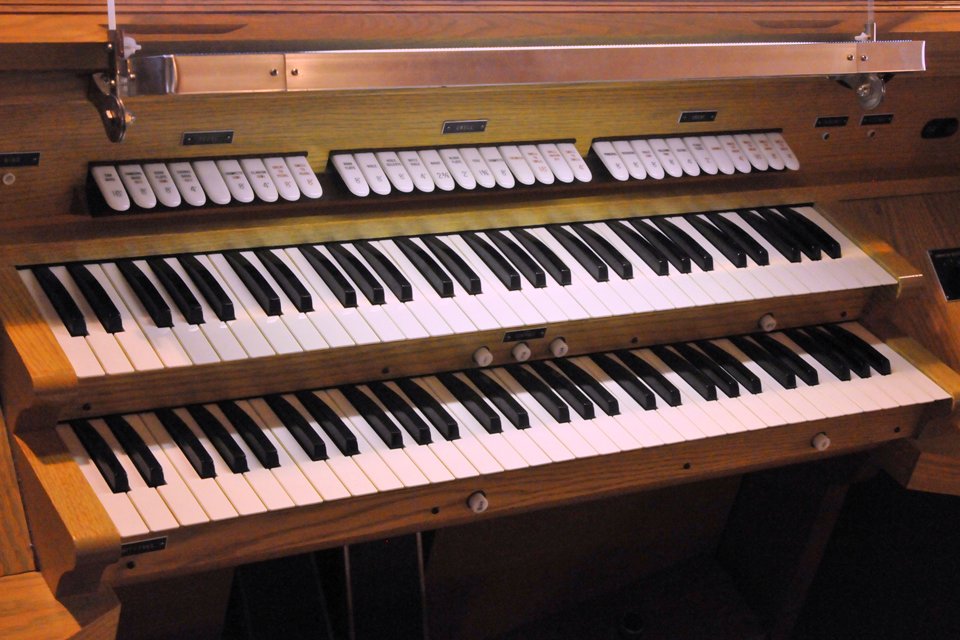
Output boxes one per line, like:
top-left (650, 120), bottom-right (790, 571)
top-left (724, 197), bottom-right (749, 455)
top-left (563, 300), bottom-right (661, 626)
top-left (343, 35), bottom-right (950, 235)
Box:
top-left (0, 410), bottom-right (34, 576)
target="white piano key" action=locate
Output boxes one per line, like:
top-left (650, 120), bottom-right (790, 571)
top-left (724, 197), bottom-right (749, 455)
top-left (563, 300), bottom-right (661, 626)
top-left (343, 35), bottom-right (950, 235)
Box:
top-left (700, 136), bottom-right (736, 175)
top-left (206, 253), bottom-right (303, 355)
top-left (418, 149), bottom-right (457, 191)
top-left (538, 143), bottom-right (575, 183)
top-left (90, 165), bottom-right (130, 212)
top-left (117, 164), bottom-right (158, 209)
top-left (666, 138), bottom-right (701, 176)
top-left (682, 137), bottom-right (719, 175)
top-left (89, 419), bottom-right (179, 532)
top-left (20, 269), bottom-right (105, 378)
top-left (733, 134), bottom-right (769, 171)
top-left (50, 266), bottom-right (134, 375)
top-left (766, 132), bottom-right (801, 170)
top-left (751, 133), bottom-right (786, 171)
top-left (160, 258), bottom-right (250, 361)
top-left (139, 412), bottom-right (238, 521)
top-left (375, 151), bottom-right (415, 193)
top-left (86, 264), bottom-right (164, 371)
top-left (667, 218), bottom-right (755, 301)
top-left (192, 160), bottom-right (232, 205)
top-left (57, 424), bottom-right (149, 538)
top-left (124, 414), bottom-right (209, 526)
top-left (796, 207), bottom-right (896, 287)
top-left (556, 142), bottom-right (593, 182)
top-left (439, 148), bottom-right (478, 190)
top-left (717, 135), bottom-right (753, 173)
top-left (142, 163), bottom-right (182, 208)
top-left (680, 215), bottom-right (775, 300)
top-left (479, 146), bottom-right (517, 189)
top-left (133, 259), bottom-right (221, 365)
top-left (283, 247), bottom-right (380, 345)
top-left (204, 403), bottom-right (296, 510)
top-left (174, 408), bottom-right (267, 516)
top-left (518, 144), bottom-right (556, 185)
top-left (284, 156), bottom-right (323, 199)
top-left (499, 144), bottom-right (537, 185)
top-left (167, 162), bottom-right (207, 207)
top-left (630, 139), bottom-right (666, 180)
top-left (354, 152), bottom-right (392, 196)
top-left (324, 388), bottom-right (429, 487)
top-left (459, 148), bottom-right (496, 189)
top-left (239, 157), bottom-right (280, 203)
top-left (718, 212), bottom-right (811, 296)
top-left (648, 138), bottom-right (684, 178)
top-left (331, 153), bottom-right (371, 197)
top-left (397, 150), bottom-right (436, 193)
top-left (612, 140), bottom-right (647, 180)
top-left (591, 140), bottom-right (630, 181)
top-left (263, 157), bottom-right (302, 202)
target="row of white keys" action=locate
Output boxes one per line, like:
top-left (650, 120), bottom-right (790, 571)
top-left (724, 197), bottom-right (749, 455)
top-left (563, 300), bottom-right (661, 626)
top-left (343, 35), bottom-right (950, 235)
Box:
top-left (796, 207), bottom-right (896, 288)
top-left (715, 212), bottom-right (810, 296)
top-left (666, 217), bottom-right (760, 302)
top-left (19, 269), bottom-right (104, 378)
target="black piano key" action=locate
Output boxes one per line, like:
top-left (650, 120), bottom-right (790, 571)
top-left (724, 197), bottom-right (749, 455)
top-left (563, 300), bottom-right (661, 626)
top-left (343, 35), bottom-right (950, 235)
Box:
top-left (339, 386), bottom-right (404, 448)
top-left (463, 369), bottom-right (530, 429)
top-left (178, 255), bottom-right (235, 322)
top-left (463, 232), bottom-right (521, 290)
top-left (488, 231), bottom-right (546, 288)
top-left (806, 326), bottom-right (871, 378)
top-left (651, 217), bottom-right (713, 271)
top-left (505, 365), bottom-right (570, 423)
top-left (146, 257), bottom-right (205, 324)
top-left (757, 207), bottom-right (820, 260)
top-left (736, 209), bottom-right (801, 263)
top-left (671, 343), bottom-right (740, 398)
top-left (704, 212), bottom-right (769, 266)
top-left (627, 219), bottom-right (691, 273)
top-left (784, 328), bottom-right (851, 381)
top-left (528, 361), bottom-right (595, 420)
top-left (66, 263), bottom-right (123, 333)
top-left (185, 405), bottom-right (248, 474)
top-left (686, 215), bottom-right (746, 268)
top-left (395, 379), bottom-right (460, 441)
top-left (605, 221), bottom-right (669, 276)
top-left (437, 372), bottom-right (501, 434)
top-left (552, 359), bottom-right (620, 416)
top-left (822, 324), bottom-right (891, 375)
top-left (759, 207), bottom-right (822, 261)
top-left (33, 266), bottom-right (88, 336)
top-left (217, 401), bottom-right (281, 469)
top-left (103, 414), bottom-right (165, 487)
top-left (224, 251), bottom-right (282, 316)
top-left (590, 353), bottom-right (657, 410)
top-left (394, 237), bottom-right (454, 298)
top-left (422, 235), bottom-right (482, 294)
top-left (650, 345), bottom-right (717, 401)
top-left (571, 224), bottom-right (633, 279)
top-left (298, 245), bottom-right (357, 308)
top-left (327, 243), bottom-right (386, 305)
top-left (368, 381), bottom-right (432, 445)
top-left (511, 228), bottom-right (571, 286)
top-left (751, 333), bottom-right (819, 386)
top-left (694, 340), bottom-right (763, 394)
top-left (776, 206), bottom-right (842, 259)
top-left (254, 249), bottom-right (314, 312)
top-left (155, 408), bottom-right (216, 478)
top-left (294, 391), bottom-right (360, 456)
top-left (71, 419), bottom-right (129, 493)
top-left (548, 225), bottom-right (608, 282)
top-left (355, 241), bottom-right (413, 302)
top-left (729, 336), bottom-right (796, 389)
top-left (613, 350), bottom-right (680, 407)
top-left (264, 395), bottom-right (327, 461)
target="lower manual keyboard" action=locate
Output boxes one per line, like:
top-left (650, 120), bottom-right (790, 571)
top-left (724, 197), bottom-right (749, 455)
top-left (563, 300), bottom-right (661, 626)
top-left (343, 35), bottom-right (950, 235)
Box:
top-left (58, 323), bottom-right (948, 540)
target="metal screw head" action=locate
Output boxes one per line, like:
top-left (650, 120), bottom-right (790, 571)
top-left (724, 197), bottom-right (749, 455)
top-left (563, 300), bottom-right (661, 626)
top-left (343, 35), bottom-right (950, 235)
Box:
top-left (847, 54), bottom-right (854, 61)
top-left (269, 68), bottom-right (278, 76)
top-left (861, 54), bottom-right (868, 62)
top-left (291, 68), bottom-right (300, 76)
top-left (857, 83), bottom-right (872, 98)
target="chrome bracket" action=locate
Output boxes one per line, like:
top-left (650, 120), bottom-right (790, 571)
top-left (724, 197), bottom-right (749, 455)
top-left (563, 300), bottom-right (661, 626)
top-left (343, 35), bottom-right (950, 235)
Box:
top-left (835, 21), bottom-right (888, 110)
top-left (87, 29), bottom-right (138, 143)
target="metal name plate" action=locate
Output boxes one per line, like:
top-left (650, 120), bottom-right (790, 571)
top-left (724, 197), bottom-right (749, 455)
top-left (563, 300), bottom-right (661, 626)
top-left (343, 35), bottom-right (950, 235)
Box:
top-left (503, 328), bottom-right (547, 343)
top-left (679, 111), bottom-right (718, 123)
top-left (442, 120), bottom-right (488, 134)
top-left (121, 536), bottom-right (168, 557)
top-left (0, 152), bottom-right (40, 167)
top-left (815, 116), bottom-right (849, 128)
top-left (182, 130), bottom-right (235, 146)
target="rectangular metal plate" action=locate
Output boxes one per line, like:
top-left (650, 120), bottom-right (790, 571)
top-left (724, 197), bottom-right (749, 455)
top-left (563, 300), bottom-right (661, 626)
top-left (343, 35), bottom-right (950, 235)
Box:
top-left (860, 114), bottom-right (894, 126)
top-left (815, 116), bottom-right (849, 128)
top-left (442, 120), bottom-right (488, 134)
top-left (182, 130), bottom-right (235, 146)
top-left (0, 152), bottom-right (39, 167)
top-left (679, 111), bottom-right (717, 123)
top-left (121, 536), bottom-right (168, 557)
top-left (503, 328), bottom-right (547, 343)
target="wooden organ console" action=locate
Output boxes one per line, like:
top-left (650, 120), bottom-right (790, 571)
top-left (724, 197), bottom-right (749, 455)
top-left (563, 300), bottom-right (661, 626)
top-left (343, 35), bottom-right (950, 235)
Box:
top-left (3, 2), bottom-right (960, 638)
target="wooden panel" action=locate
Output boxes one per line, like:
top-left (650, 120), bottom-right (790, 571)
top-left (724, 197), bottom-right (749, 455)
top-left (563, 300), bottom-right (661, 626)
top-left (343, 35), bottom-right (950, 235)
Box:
top-left (0, 571), bottom-right (119, 640)
top-left (0, 409), bottom-right (34, 576)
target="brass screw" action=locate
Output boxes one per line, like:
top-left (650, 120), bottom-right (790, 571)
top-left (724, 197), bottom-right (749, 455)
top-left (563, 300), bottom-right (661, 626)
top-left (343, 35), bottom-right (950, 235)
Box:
top-left (847, 54), bottom-right (854, 61)
top-left (270, 68), bottom-right (278, 77)
top-left (291, 68), bottom-right (300, 76)
top-left (861, 55), bottom-right (869, 62)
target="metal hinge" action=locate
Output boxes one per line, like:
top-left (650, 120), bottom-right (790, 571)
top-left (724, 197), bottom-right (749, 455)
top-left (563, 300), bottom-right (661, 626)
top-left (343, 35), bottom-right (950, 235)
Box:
top-left (87, 29), bottom-right (139, 143)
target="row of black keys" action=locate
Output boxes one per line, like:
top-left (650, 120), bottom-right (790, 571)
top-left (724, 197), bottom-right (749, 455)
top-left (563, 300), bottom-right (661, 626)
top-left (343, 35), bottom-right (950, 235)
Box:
top-left (72, 323), bottom-right (888, 495)
top-left (34, 205), bottom-right (840, 338)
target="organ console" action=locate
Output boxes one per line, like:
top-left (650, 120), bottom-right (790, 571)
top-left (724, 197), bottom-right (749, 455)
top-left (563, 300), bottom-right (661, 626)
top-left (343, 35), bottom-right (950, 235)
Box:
top-left (3, 1), bottom-right (960, 638)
